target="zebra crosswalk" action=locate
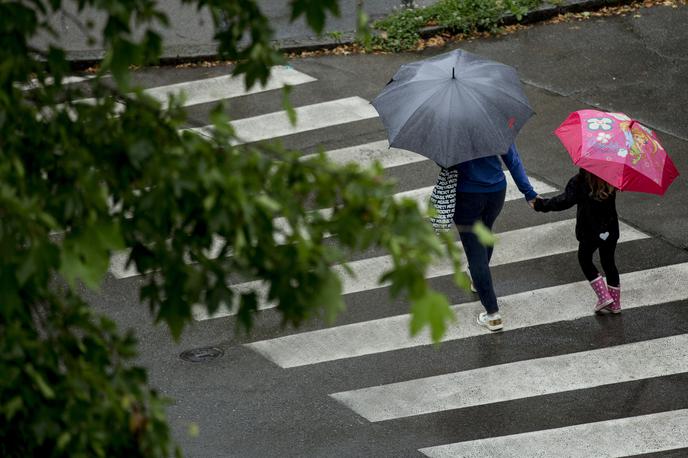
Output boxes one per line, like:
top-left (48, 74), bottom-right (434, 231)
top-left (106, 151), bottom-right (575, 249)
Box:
top-left (245, 262), bottom-right (688, 368)
top-left (331, 332), bottom-right (688, 422)
top-left (104, 64), bottom-right (688, 456)
top-left (191, 219), bottom-right (646, 321)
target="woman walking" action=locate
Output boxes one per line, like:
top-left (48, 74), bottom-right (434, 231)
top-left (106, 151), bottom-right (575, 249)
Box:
top-left (371, 49), bottom-right (541, 331)
top-left (451, 144), bottom-right (539, 331)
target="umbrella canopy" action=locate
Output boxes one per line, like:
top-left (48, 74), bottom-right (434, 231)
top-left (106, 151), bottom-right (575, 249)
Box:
top-left (371, 49), bottom-right (534, 168)
top-left (555, 110), bottom-right (679, 195)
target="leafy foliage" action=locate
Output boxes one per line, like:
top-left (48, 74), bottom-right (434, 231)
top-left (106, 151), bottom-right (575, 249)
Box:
top-left (1, 296), bottom-right (173, 457)
top-left (291, 0), bottom-right (341, 34)
top-left (1, 0), bottom-right (465, 455)
top-left (372, 0), bottom-right (542, 51)
top-left (473, 221), bottom-right (497, 246)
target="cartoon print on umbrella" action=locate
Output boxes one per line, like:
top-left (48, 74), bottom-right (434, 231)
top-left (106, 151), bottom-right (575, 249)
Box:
top-left (620, 122), bottom-right (662, 165)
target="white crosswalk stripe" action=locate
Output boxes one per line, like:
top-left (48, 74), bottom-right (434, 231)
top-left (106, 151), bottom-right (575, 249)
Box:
top-left (74, 65), bottom-right (315, 113)
top-left (187, 96), bottom-right (378, 144)
top-left (419, 409), bottom-right (688, 457)
top-left (142, 66), bottom-right (316, 109)
top-left (301, 140), bottom-right (426, 168)
top-left (331, 332), bottom-right (688, 421)
top-left (103, 68), bottom-right (688, 455)
top-left (246, 262), bottom-right (684, 368)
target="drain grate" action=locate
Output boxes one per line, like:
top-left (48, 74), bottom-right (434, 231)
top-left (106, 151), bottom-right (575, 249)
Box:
top-left (179, 346), bottom-right (224, 363)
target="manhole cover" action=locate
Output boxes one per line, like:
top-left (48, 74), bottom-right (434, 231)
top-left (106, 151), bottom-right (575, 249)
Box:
top-left (179, 347), bottom-right (224, 363)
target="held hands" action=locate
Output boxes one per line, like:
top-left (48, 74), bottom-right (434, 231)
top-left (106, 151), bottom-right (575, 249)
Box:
top-left (527, 195), bottom-right (538, 209)
top-left (528, 195), bottom-right (544, 210)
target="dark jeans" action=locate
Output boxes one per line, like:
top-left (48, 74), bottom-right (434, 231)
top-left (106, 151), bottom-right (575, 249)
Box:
top-left (578, 239), bottom-right (620, 287)
top-left (453, 188), bottom-right (506, 314)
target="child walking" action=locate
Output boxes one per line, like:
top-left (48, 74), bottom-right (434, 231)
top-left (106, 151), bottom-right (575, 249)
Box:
top-left (534, 168), bottom-right (621, 313)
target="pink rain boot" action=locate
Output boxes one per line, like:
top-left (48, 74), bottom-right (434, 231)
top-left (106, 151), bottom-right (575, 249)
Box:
top-left (590, 275), bottom-right (614, 312)
top-left (607, 285), bottom-right (621, 314)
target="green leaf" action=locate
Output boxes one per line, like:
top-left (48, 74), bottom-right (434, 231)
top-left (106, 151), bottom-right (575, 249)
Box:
top-left (46, 46), bottom-right (68, 86)
top-left (25, 365), bottom-right (55, 399)
top-left (355, 7), bottom-right (372, 49)
top-left (59, 231), bottom-right (114, 289)
top-left (255, 195), bottom-right (281, 213)
top-left (454, 270), bottom-right (472, 292)
top-left (473, 221), bottom-right (497, 247)
top-left (102, 38), bottom-right (137, 88)
top-left (57, 432), bottom-right (72, 450)
top-left (317, 271), bottom-right (345, 324)
top-left (409, 290), bottom-right (455, 343)
top-left (236, 292), bottom-right (258, 331)
top-left (281, 85), bottom-right (297, 126)
top-left (290, 0), bottom-right (340, 34)
top-left (95, 220), bottom-right (126, 252)
top-left (209, 102), bottom-right (233, 137)
top-left (16, 250), bottom-right (38, 286)
top-left (4, 397), bottom-right (23, 420)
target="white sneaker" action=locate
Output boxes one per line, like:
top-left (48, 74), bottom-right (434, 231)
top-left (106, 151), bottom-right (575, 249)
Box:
top-left (477, 312), bottom-right (503, 331)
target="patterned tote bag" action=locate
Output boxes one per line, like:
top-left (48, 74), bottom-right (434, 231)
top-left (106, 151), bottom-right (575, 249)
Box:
top-left (429, 167), bottom-right (458, 233)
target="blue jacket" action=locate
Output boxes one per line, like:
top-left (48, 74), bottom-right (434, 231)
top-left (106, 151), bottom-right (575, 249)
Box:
top-left (449, 144), bottom-right (537, 201)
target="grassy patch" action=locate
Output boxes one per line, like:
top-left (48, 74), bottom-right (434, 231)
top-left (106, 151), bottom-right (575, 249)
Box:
top-left (372, 0), bottom-right (543, 51)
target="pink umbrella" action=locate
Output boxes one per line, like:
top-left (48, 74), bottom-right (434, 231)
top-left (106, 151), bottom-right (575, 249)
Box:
top-left (555, 110), bottom-right (679, 195)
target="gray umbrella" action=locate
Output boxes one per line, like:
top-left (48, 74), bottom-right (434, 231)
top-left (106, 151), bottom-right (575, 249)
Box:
top-left (371, 49), bottom-right (534, 168)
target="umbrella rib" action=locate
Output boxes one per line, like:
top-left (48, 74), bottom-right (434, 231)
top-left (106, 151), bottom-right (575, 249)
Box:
top-left (390, 61), bottom-right (449, 86)
top-left (388, 71), bottom-right (454, 91)
top-left (468, 79), bottom-right (533, 112)
top-left (385, 78), bottom-right (450, 93)
top-left (376, 81), bottom-right (451, 144)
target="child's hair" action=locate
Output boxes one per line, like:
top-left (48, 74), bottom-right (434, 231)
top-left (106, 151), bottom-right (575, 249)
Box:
top-left (580, 169), bottom-right (616, 201)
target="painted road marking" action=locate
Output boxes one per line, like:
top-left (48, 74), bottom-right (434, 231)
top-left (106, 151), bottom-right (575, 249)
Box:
top-left (193, 219), bottom-right (646, 320)
top-left (110, 172), bottom-right (555, 279)
top-left (301, 140), bottom-right (426, 168)
top-left (331, 332), bottom-right (688, 422)
top-left (246, 260), bottom-right (681, 368)
top-left (187, 96), bottom-right (379, 144)
top-left (419, 409), bottom-right (688, 458)
top-left (143, 66), bottom-right (316, 109)
top-left (72, 66), bottom-right (315, 113)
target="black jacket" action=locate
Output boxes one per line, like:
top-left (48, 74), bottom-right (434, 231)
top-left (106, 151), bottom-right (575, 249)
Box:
top-left (534, 173), bottom-right (619, 242)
